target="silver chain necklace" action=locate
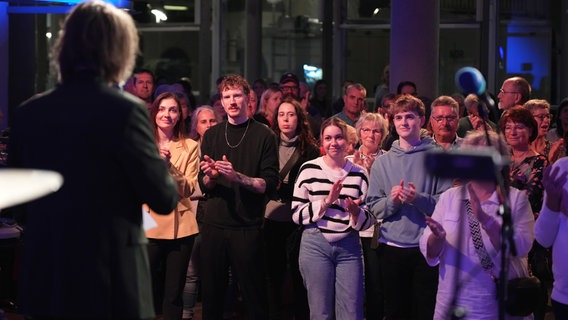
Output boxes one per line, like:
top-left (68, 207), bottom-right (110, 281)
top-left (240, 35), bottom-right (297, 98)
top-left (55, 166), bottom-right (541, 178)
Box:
top-left (225, 119), bottom-right (250, 148)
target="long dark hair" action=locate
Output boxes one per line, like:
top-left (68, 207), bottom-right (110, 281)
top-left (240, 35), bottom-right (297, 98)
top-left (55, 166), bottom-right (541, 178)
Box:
top-left (271, 99), bottom-right (317, 156)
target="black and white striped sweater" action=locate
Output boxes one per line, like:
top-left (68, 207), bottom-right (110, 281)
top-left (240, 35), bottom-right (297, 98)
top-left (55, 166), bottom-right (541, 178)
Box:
top-left (292, 157), bottom-right (376, 242)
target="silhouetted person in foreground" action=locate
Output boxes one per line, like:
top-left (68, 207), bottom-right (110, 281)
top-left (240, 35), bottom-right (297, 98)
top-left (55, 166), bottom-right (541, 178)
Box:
top-left (7, 1), bottom-right (178, 319)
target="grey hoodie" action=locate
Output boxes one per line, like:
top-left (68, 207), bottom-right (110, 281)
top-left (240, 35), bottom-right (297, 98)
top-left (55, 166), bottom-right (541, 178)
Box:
top-left (366, 137), bottom-right (453, 246)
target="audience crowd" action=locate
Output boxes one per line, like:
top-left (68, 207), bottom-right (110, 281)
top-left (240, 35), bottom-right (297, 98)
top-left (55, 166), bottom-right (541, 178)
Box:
top-left (4, 8), bottom-right (568, 318)
top-left (108, 68), bottom-right (568, 320)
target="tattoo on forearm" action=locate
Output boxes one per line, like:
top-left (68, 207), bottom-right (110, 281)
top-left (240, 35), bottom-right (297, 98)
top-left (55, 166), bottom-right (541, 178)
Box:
top-left (235, 172), bottom-right (266, 193)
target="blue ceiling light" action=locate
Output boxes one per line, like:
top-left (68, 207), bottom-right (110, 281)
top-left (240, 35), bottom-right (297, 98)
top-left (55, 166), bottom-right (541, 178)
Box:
top-left (6, 0), bottom-right (131, 14)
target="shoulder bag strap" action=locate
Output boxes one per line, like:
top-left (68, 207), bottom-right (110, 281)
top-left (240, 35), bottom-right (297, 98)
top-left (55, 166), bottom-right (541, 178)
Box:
top-left (465, 199), bottom-right (496, 276)
top-left (280, 148), bottom-right (301, 180)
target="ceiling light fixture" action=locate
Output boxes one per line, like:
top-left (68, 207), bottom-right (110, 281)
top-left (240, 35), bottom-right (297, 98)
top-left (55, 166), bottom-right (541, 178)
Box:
top-left (163, 5), bottom-right (187, 11)
top-left (151, 7), bottom-right (167, 23)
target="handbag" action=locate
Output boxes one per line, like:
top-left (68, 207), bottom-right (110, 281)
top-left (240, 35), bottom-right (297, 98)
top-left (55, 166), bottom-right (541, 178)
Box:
top-left (464, 199), bottom-right (541, 317)
top-left (504, 275), bottom-right (541, 316)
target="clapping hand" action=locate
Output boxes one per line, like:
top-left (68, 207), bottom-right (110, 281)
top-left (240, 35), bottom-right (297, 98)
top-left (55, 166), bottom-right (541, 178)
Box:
top-left (215, 155), bottom-right (237, 181)
top-left (159, 145), bottom-right (171, 163)
top-left (425, 216), bottom-right (446, 240)
top-left (326, 178), bottom-right (343, 205)
top-left (391, 180), bottom-right (417, 204)
top-left (345, 198), bottom-right (362, 221)
top-left (353, 150), bottom-right (376, 172)
top-left (200, 155), bottom-right (219, 179)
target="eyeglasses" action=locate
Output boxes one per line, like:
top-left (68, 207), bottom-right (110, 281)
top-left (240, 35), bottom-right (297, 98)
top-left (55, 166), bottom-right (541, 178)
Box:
top-left (361, 128), bottom-right (381, 135)
top-left (280, 85), bottom-right (298, 92)
top-left (431, 116), bottom-right (458, 123)
top-left (533, 114), bottom-right (551, 121)
top-left (499, 89), bottom-right (520, 94)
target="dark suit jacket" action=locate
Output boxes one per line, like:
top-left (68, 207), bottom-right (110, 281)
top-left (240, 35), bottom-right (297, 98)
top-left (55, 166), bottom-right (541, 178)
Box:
top-left (7, 78), bottom-right (178, 319)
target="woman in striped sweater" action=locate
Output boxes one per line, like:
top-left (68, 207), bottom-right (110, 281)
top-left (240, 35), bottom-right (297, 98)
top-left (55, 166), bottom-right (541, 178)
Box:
top-left (292, 117), bottom-right (376, 320)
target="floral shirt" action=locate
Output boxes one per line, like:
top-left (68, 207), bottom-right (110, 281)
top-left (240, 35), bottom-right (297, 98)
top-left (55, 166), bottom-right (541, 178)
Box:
top-left (509, 154), bottom-right (548, 217)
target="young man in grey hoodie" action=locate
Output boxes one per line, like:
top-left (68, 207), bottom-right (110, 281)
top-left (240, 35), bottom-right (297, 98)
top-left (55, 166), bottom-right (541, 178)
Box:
top-left (366, 94), bottom-right (453, 320)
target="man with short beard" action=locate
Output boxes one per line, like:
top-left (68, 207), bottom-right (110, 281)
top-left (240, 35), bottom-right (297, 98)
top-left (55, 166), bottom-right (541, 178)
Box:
top-left (279, 72), bottom-right (300, 101)
top-left (199, 74), bottom-right (279, 319)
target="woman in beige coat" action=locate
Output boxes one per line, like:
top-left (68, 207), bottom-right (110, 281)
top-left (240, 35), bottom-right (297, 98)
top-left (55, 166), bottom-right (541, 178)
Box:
top-left (145, 91), bottom-right (200, 320)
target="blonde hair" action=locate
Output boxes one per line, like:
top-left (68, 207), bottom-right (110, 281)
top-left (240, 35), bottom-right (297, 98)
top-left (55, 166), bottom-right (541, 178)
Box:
top-left (346, 125), bottom-right (359, 147)
top-left (54, 0), bottom-right (139, 85)
top-left (355, 112), bottom-right (388, 145)
top-left (523, 99), bottom-right (550, 113)
top-left (258, 87), bottom-right (282, 118)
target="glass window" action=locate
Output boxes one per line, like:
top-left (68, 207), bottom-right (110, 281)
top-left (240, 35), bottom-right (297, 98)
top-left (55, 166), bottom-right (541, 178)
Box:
top-left (346, 0), bottom-right (391, 21)
top-left (439, 27), bottom-right (480, 95)
top-left (261, 1), bottom-right (323, 83)
top-left (131, 0), bottom-right (196, 24)
top-left (343, 26), bottom-right (480, 101)
top-left (344, 0), bottom-right (480, 101)
top-left (496, 0), bottom-right (553, 102)
top-left (440, 0), bottom-right (477, 22)
top-left (137, 30), bottom-right (200, 88)
top-left (344, 28), bottom-right (390, 98)
top-left (347, 0), bottom-right (479, 22)
top-left (497, 24), bottom-right (551, 101)
top-left (223, 7), bottom-right (246, 76)
top-left (130, 1), bottom-right (199, 90)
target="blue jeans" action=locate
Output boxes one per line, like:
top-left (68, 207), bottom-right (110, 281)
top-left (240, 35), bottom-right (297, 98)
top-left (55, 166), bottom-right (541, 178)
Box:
top-left (299, 227), bottom-right (364, 320)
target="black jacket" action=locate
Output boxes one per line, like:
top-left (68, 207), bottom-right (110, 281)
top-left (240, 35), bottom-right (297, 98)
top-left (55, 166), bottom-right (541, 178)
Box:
top-left (8, 78), bottom-right (177, 319)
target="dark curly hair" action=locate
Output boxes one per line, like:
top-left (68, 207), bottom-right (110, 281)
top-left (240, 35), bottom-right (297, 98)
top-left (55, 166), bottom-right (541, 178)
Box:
top-left (271, 99), bottom-right (317, 156)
